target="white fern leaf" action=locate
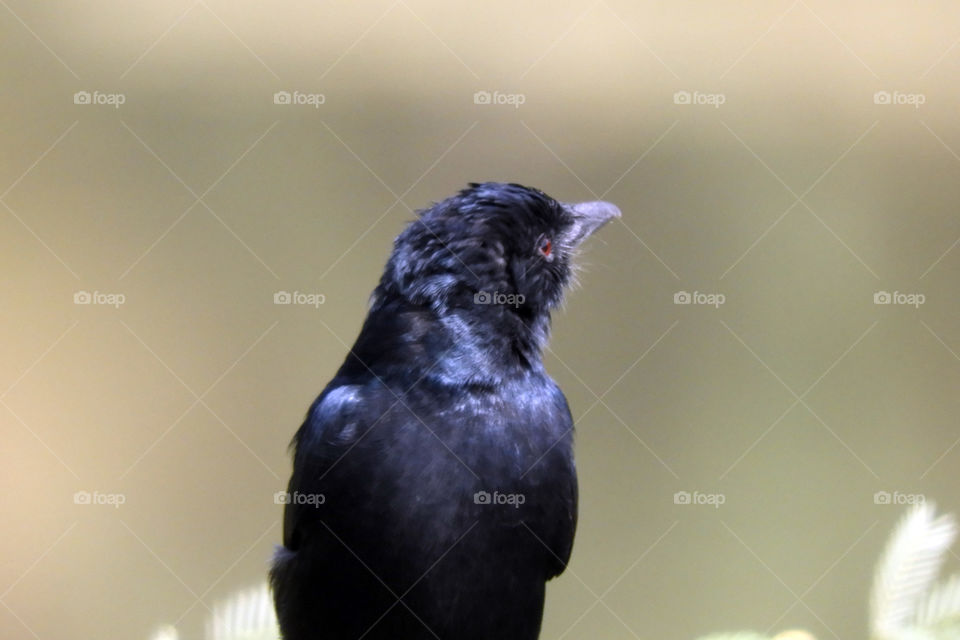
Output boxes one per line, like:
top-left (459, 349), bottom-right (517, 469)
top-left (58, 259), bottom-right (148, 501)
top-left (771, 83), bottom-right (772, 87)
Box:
top-left (916, 573), bottom-right (960, 627)
top-left (772, 631), bottom-right (816, 640)
top-left (871, 502), bottom-right (957, 638)
top-left (885, 630), bottom-right (937, 640)
top-left (206, 582), bottom-right (279, 640)
top-left (151, 625), bottom-right (179, 640)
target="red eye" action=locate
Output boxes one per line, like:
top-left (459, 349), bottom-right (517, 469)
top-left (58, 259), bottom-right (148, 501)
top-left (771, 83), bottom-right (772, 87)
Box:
top-left (538, 237), bottom-right (552, 257)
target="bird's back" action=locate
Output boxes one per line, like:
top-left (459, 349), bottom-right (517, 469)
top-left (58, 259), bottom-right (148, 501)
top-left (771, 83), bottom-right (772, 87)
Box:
top-left (271, 310), bottom-right (577, 640)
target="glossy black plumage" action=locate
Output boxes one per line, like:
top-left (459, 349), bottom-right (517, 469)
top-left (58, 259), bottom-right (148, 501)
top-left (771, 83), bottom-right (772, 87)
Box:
top-left (271, 183), bottom-right (619, 640)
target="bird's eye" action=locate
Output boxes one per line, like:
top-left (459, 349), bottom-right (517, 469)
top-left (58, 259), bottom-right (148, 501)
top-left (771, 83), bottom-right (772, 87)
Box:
top-left (538, 237), bottom-right (552, 258)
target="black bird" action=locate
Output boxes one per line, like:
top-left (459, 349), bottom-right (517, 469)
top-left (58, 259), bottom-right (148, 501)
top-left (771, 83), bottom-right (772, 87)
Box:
top-left (271, 182), bottom-right (620, 640)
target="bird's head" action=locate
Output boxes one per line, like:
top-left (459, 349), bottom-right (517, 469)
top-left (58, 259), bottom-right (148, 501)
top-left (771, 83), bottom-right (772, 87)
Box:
top-left (373, 182), bottom-right (619, 362)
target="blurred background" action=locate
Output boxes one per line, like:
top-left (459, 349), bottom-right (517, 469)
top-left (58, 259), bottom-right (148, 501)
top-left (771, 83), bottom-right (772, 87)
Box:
top-left (2, 1), bottom-right (960, 638)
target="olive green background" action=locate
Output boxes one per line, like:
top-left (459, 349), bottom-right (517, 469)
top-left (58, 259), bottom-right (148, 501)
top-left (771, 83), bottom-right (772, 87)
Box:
top-left (2, 2), bottom-right (959, 639)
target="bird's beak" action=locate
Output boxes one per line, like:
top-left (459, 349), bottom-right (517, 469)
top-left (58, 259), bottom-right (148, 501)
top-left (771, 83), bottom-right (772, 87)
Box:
top-left (562, 201), bottom-right (621, 247)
